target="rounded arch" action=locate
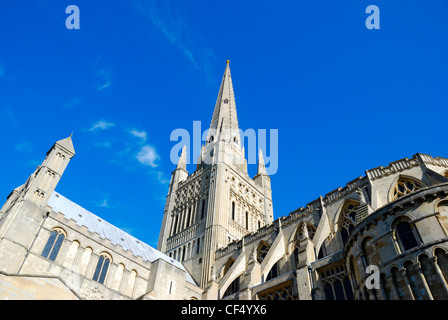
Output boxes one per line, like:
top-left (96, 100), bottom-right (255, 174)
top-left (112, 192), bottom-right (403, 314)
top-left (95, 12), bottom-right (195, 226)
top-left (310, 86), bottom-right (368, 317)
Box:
top-left (435, 200), bottom-right (448, 213)
top-left (360, 235), bottom-right (375, 267)
top-left (417, 251), bottom-right (431, 262)
top-left (51, 227), bottom-right (67, 237)
top-left (390, 214), bottom-right (414, 231)
top-left (41, 227), bottom-right (67, 261)
top-left (433, 246), bottom-right (448, 257)
top-left (388, 264), bottom-right (401, 276)
top-left (388, 175), bottom-right (425, 202)
top-left (391, 216), bottom-right (420, 253)
top-left (92, 251), bottom-right (113, 285)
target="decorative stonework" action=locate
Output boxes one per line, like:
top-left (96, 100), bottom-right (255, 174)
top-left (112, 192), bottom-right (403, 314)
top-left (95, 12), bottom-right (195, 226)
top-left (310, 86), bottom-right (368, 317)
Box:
top-left (80, 287), bottom-right (104, 300)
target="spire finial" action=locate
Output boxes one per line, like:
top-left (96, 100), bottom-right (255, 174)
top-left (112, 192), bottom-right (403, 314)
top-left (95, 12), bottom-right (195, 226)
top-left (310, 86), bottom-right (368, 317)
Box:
top-left (226, 58), bottom-right (230, 65)
top-left (257, 149), bottom-right (267, 175)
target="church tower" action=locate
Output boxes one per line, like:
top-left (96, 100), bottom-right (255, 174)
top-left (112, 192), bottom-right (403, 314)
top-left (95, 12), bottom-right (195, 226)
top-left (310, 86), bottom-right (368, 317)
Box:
top-left (0, 136), bottom-right (75, 273)
top-left (158, 61), bottom-right (274, 289)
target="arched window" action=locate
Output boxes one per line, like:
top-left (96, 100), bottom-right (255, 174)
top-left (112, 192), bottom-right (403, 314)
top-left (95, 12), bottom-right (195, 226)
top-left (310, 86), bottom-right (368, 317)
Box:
top-left (339, 201), bottom-right (360, 244)
top-left (317, 236), bottom-right (330, 260)
top-left (257, 242), bottom-right (271, 263)
top-left (223, 258), bottom-right (235, 277)
top-left (266, 260), bottom-right (280, 281)
top-left (293, 222), bottom-right (316, 266)
top-left (223, 276), bottom-right (240, 297)
top-left (361, 237), bottom-right (374, 267)
top-left (392, 177), bottom-right (424, 200)
top-left (394, 220), bottom-right (419, 252)
top-left (41, 228), bottom-right (66, 261)
top-left (201, 199), bottom-right (206, 219)
top-left (231, 201), bottom-right (235, 220)
top-left (93, 253), bottom-right (111, 285)
top-left (324, 283), bottom-right (334, 300)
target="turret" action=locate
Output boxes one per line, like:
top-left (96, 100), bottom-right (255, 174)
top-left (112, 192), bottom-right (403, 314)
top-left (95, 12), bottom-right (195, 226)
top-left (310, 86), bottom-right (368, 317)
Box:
top-left (23, 135), bottom-right (75, 206)
top-left (157, 146), bottom-right (189, 251)
top-left (254, 149), bottom-right (274, 224)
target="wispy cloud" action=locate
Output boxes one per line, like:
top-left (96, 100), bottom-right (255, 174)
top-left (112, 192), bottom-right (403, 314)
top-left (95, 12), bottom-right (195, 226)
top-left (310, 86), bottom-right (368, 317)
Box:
top-left (134, 0), bottom-right (214, 79)
top-left (97, 199), bottom-right (109, 208)
top-left (92, 56), bottom-right (113, 92)
top-left (154, 171), bottom-right (169, 184)
top-left (130, 129), bottom-right (148, 142)
top-left (89, 120), bottom-right (115, 131)
top-left (64, 96), bottom-right (81, 109)
top-left (86, 120), bottom-right (168, 186)
top-left (94, 141), bottom-right (112, 148)
top-left (136, 145), bottom-right (160, 168)
top-left (15, 141), bottom-right (32, 153)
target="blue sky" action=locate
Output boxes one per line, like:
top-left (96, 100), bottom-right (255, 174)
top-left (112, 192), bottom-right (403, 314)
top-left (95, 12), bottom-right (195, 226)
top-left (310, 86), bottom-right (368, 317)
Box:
top-left (0, 1), bottom-right (447, 247)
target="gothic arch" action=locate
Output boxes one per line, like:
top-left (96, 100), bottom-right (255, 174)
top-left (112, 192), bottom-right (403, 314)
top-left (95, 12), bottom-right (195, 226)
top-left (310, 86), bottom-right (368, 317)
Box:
top-left (336, 200), bottom-right (361, 245)
top-left (289, 221), bottom-right (316, 266)
top-left (223, 257), bottom-right (236, 277)
top-left (316, 235), bottom-right (331, 260)
top-left (294, 221), bottom-right (316, 241)
top-left (388, 175), bottom-right (425, 202)
top-left (264, 258), bottom-right (282, 282)
top-left (222, 273), bottom-right (243, 298)
top-left (442, 170), bottom-right (448, 178)
top-left (256, 241), bottom-right (271, 264)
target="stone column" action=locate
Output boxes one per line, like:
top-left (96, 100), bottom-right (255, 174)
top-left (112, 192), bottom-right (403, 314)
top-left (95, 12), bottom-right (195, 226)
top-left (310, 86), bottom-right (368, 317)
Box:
top-left (387, 275), bottom-right (400, 300)
top-left (377, 284), bottom-right (386, 300)
top-left (367, 288), bottom-right (377, 300)
top-left (400, 268), bottom-right (415, 300)
top-left (429, 256), bottom-right (448, 296)
top-left (413, 262), bottom-right (433, 300)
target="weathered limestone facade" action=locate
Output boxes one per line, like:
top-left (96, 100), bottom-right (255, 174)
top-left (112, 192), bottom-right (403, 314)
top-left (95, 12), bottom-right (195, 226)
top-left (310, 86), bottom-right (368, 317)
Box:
top-left (0, 136), bottom-right (202, 300)
top-left (158, 62), bottom-right (448, 300)
top-left (2, 61), bottom-right (448, 300)
top-left (157, 60), bottom-right (274, 289)
top-left (203, 153), bottom-right (448, 300)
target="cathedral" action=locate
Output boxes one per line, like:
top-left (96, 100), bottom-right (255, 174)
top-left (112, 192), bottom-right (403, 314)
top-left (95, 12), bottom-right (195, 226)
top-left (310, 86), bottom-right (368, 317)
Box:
top-left (1, 61), bottom-right (448, 300)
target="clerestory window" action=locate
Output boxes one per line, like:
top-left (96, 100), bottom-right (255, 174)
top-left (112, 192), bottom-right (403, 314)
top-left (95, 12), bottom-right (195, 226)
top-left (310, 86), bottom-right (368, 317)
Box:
top-left (41, 228), bottom-right (65, 261)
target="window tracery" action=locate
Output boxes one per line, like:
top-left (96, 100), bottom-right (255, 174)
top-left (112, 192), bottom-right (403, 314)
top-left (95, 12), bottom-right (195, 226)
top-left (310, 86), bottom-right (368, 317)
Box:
top-left (392, 177), bottom-right (423, 200)
top-left (339, 201), bottom-right (360, 244)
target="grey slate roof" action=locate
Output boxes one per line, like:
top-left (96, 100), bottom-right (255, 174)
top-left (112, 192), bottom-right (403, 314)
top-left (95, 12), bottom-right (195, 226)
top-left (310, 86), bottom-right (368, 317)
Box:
top-left (47, 191), bottom-right (196, 285)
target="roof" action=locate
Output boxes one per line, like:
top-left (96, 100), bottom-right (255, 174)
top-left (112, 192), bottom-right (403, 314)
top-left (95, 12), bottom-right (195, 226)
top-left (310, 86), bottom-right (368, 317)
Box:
top-left (55, 136), bottom-right (75, 155)
top-left (207, 60), bottom-right (241, 145)
top-left (47, 191), bottom-right (197, 285)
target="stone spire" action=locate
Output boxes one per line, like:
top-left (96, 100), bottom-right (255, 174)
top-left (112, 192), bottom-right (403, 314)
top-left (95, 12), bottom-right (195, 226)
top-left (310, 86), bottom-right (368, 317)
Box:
top-left (55, 135), bottom-right (75, 156)
top-left (177, 145), bottom-right (187, 171)
top-left (207, 60), bottom-right (241, 146)
top-left (257, 149), bottom-right (267, 176)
